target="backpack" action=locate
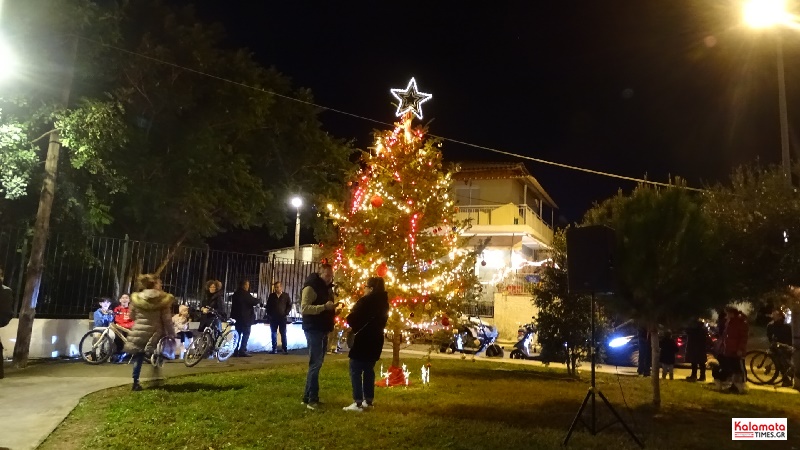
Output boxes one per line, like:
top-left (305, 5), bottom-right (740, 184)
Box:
top-left (0, 285), bottom-right (13, 327)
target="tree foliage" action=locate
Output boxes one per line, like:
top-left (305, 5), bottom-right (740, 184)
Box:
top-left (0, 0), bottom-right (355, 246)
top-left (583, 182), bottom-right (728, 406)
top-left (531, 229), bottom-right (605, 376)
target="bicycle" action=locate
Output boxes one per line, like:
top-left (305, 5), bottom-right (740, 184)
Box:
top-left (78, 322), bottom-right (131, 364)
top-left (183, 309), bottom-right (239, 367)
top-left (745, 343), bottom-right (795, 386)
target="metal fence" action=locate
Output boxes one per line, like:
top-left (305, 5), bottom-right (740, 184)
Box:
top-left (0, 228), bottom-right (320, 320)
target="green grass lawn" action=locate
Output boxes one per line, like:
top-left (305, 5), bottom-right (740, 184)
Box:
top-left (40, 357), bottom-right (799, 450)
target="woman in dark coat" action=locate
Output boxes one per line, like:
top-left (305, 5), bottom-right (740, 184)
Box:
top-left (342, 277), bottom-right (390, 412)
top-left (684, 318), bottom-right (708, 381)
top-left (230, 279), bottom-right (259, 357)
top-left (198, 280), bottom-right (223, 333)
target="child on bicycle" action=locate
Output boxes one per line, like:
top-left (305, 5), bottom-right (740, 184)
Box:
top-left (125, 274), bottom-right (175, 391)
top-left (173, 304), bottom-right (194, 358)
top-left (93, 298), bottom-right (115, 327)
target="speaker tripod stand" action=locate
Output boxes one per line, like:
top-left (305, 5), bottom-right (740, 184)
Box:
top-left (563, 293), bottom-right (644, 448)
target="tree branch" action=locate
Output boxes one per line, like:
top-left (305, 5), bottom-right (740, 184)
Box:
top-left (31, 129), bottom-right (57, 145)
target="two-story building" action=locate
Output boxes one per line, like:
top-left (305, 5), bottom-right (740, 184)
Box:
top-left (451, 161), bottom-right (558, 341)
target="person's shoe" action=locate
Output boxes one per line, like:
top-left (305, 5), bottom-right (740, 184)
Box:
top-left (685, 376), bottom-right (697, 382)
top-left (132, 382), bottom-right (143, 391)
top-left (239, 352), bottom-right (251, 357)
top-left (282, 350), bottom-right (289, 355)
top-left (698, 376), bottom-right (706, 382)
top-left (306, 402), bottom-right (320, 410)
top-left (269, 350), bottom-right (277, 354)
top-left (363, 401), bottom-right (374, 409)
top-left (342, 402), bottom-right (363, 412)
top-left (781, 379), bottom-right (793, 388)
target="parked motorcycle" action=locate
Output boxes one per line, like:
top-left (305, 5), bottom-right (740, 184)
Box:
top-left (509, 321), bottom-right (536, 360)
top-left (439, 316), bottom-right (503, 357)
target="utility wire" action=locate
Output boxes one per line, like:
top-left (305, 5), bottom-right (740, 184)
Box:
top-left (79, 36), bottom-right (706, 192)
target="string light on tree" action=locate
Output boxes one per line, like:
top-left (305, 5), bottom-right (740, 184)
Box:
top-left (322, 77), bottom-right (480, 386)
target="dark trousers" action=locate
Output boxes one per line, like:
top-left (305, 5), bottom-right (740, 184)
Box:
top-left (718, 355), bottom-right (745, 381)
top-left (690, 362), bottom-right (706, 379)
top-left (237, 322), bottom-right (252, 353)
top-left (270, 321), bottom-right (287, 351)
top-left (349, 359), bottom-right (377, 404)
top-left (132, 353), bottom-right (145, 382)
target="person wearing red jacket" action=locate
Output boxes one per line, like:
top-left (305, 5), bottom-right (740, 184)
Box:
top-left (719, 306), bottom-right (749, 394)
top-left (114, 293), bottom-right (134, 330)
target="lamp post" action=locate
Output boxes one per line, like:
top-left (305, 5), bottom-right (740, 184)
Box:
top-left (291, 196), bottom-right (302, 261)
top-left (743, 0), bottom-right (792, 181)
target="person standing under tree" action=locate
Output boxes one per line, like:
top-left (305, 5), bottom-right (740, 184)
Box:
top-left (266, 281), bottom-right (292, 354)
top-left (300, 264), bottom-right (340, 409)
top-left (231, 279), bottom-right (258, 357)
top-left (719, 306), bottom-right (749, 394)
top-left (342, 277), bottom-right (390, 412)
top-left (0, 266), bottom-right (13, 379)
top-left (766, 308), bottom-right (793, 387)
top-left (684, 318), bottom-right (708, 382)
top-left (125, 274), bottom-right (175, 391)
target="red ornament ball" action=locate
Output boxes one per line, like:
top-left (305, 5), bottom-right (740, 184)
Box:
top-left (364, 228), bottom-right (370, 235)
top-left (355, 243), bottom-right (366, 256)
top-left (370, 195), bottom-right (384, 208)
top-left (376, 262), bottom-right (388, 277)
top-left (481, 260), bottom-right (487, 266)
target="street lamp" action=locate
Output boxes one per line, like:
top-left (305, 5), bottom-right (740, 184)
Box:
top-left (743, 0), bottom-right (793, 180)
top-left (290, 196), bottom-right (302, 261)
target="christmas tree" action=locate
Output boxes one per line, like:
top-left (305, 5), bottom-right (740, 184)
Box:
top-left (325, 78), bottom-right (479, 384)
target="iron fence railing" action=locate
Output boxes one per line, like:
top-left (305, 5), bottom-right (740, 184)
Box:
top-left (0, 228), bottom-right (320, 319)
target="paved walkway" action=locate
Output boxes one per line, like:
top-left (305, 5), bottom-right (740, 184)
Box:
top-left (1, 346), bottom-right (796, 450)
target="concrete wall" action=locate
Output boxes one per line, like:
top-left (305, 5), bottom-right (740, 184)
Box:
top-left (0, 319), bottom-right (93, 359)
top-left (0, 319), bottom-right (310, 360)
top-left (491, 292), bottom-right (539, 342)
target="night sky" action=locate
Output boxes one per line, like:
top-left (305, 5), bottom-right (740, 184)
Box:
top-left (185, 1), bottom-right (800, 250)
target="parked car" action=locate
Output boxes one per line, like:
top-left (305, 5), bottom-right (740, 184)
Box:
top-left (604, 320), bottom-right (717, 367)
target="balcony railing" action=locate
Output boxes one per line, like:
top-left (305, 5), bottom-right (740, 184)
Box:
top-left (455, 204), bottom-right (553, 243)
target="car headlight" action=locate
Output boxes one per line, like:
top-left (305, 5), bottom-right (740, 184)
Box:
top-left (608, 336), bottom-right (633, 348)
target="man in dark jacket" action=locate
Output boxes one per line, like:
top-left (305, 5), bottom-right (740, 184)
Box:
top-left (766, 309), bottom-right (793, 387)
top-left (0, 266), bottom-right (13, 379)
top-left (300, 264), bottom-right (338, 409)
top-left (343, 277), bottom-right (390, 411)
top-left (684, 318), bottom-right (708, 382)
top-left (230, 280), bottom-right (259, 357)
top-left (266, 281), bottom-right (292, 354)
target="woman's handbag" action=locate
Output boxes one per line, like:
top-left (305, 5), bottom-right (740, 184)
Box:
top-left (346, 320), bottom-right (371, 348)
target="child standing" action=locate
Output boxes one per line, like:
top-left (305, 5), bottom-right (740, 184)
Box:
top-left (659, 331), bottom-right (679, 380)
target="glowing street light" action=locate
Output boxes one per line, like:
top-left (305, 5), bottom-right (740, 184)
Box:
top-left (290, 196), bottom-right (302, 261)
top-left (743, 0), bottom-right (791, 28)
top-left (0, 37), bottom-right (17, 81)
top-left (743, 0), bottom-right (794, 181)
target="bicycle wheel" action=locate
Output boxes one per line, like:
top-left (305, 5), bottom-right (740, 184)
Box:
top-left (184, 333), bottom-right (211, 367)
top-left (216, 329), bottom-right (239, 362)
top-left (747, 350), bottom-right (780, 385)
top-left (79, 330), bottom-right (114, 364)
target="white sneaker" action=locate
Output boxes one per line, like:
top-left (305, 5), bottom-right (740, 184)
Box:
top-left (342, 402), bottom-right (363, 412)
top-left (363, 402), bottom-right (374, 409)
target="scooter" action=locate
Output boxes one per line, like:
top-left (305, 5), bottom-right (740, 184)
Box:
top-left (439, 316), bottom-right (503, 357)
top-left (509, 322), bottom-right (537, 359)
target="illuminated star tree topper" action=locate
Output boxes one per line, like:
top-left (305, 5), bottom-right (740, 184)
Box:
top-left (390, 77), bottom-right (432, 120)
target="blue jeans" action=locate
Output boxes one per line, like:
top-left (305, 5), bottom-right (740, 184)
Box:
top-left (270, 321), bottom-right (287, 351)
top-left (303, 330), bottom-right (328, 403)
top-left (131, 353), bottom-right (145, 382)
top-left (349, 359), bottom-right (377, 404)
